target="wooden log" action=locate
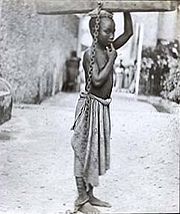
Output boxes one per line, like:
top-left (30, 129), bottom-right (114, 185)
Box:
top-left (36, 0), bottom-right (178, 15)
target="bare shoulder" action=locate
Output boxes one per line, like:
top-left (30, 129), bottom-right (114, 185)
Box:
top-left (83, 48), bottom-right (91, 62)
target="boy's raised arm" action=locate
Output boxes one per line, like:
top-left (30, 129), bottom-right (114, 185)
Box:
top-left (113, 12), bottom-right (133, 50)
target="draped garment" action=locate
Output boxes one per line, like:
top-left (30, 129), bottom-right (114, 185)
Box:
top-left (71, 91), bottom-right (111, 187)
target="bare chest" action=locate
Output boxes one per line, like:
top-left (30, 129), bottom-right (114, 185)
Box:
top-left (96, 51), bottom-right (108, 71)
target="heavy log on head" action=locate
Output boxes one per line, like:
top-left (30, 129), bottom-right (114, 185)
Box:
top-left (36, 0), bottom-right (178, 15)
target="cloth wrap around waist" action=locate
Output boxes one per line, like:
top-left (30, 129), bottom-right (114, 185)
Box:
top-left (71, 91), bottom-right (112, 187)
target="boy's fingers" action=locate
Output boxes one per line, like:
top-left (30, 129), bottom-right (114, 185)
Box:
top-left (107, 46), bottom-right (112, 52)
top-left (111, 43), bottom-right (115, 50)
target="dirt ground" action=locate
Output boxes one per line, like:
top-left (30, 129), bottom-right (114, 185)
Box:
top-left (0, 92), bottom-right (179, 214)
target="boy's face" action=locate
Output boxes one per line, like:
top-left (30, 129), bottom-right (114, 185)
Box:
top-left (98, 17), bottom-right (115, 47)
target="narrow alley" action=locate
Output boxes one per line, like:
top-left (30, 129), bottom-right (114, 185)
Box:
top-left (0, 92), bottom-right (179, 214)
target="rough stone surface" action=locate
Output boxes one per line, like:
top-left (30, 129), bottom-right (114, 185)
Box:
top-left (0, 0), bottom-right (79, 103)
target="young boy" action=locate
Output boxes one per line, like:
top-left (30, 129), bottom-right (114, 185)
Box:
top-left (71, 9), bottom-right (133, 214)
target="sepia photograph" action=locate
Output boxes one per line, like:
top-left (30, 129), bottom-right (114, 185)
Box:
top-left (0, 0), bottom-right (179, 214)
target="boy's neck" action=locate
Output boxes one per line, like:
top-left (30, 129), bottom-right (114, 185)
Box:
top-left (95, 43), bottom-right (106, 52)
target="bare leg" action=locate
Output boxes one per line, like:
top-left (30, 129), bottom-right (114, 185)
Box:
top-left (75, 177), bottom-right (88, 204)
top-left (88, 184), bottom-right (111, 208)
top-left (75, 177), bottom-right (100, 214)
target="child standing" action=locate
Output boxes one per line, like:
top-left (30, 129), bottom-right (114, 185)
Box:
top-left (71, 8), bottom-right (133, 214)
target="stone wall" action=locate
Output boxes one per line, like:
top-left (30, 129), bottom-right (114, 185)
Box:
top-left (158, 11), bottom-right (178, 42)
top-left (176, 5), bottom-right (180, 46)
top-left (0, 0), bottom-right (79, 103)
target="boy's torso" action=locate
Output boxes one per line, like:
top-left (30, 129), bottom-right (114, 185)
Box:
top-left (85, 48), bottom-right (113, 99)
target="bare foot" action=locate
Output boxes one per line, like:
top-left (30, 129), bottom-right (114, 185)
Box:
top-left (79, 202), bottom-right (101, 214)
top-left (89, 196), bottom-right (111, 208)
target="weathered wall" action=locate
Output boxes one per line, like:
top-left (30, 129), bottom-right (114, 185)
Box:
top-left (0, 0), bottom-right (79, 103)
top-left (158, 11), bottom-right (177, 41)
top-left (132, 12), bottom-right (159, 48)
top-left (176, 5), bottom-right (180, 46)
